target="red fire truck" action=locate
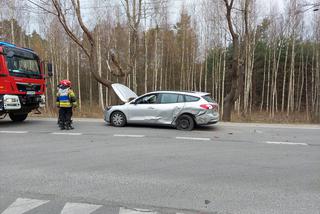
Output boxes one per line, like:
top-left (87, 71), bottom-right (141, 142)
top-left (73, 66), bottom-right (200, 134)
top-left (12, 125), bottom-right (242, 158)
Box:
top-left (0, 41), bottom-right (52, 122)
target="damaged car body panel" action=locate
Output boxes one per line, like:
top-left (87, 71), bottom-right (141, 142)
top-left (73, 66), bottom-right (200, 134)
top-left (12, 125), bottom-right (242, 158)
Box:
top-left (105, 84), bottom-right (219, 130)
top-left (171, 100), bottom-right (219, 126)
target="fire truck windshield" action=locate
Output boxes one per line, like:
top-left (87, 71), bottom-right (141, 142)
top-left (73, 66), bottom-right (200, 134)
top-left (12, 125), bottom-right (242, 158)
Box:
top-left (6, 55), bottom-right (41, 79)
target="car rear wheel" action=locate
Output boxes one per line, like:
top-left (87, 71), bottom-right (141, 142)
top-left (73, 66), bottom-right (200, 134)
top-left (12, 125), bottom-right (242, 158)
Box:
top-left (110, 111), bottom-right (126, 127)
top-left (176, 114), bottom-right (194, 131)
top-left (9, 113), bottom-right (28, 122)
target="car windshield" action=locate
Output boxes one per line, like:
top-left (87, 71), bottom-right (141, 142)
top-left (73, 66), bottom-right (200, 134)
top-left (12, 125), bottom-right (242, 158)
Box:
top-left (202, 95), bottom-right (215, 103)
top-left (6, 54), bottom-right (41, 79)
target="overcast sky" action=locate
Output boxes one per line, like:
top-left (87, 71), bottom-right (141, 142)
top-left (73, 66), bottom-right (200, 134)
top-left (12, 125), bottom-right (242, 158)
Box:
top-left (21, 0), bottom-right (318, 35)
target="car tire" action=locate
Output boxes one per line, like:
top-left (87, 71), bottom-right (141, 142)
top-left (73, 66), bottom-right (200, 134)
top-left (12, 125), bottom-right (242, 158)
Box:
top-left (176, 114), bottom-right (194, 131)
top-left (110, 111), bottom-right (126, 127)
top-left (9, 113), bottom-right (28, 122)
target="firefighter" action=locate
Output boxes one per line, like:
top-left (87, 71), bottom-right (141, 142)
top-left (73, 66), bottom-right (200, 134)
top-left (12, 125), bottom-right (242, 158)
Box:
top-left (56, 80), bottom-right (77, 130)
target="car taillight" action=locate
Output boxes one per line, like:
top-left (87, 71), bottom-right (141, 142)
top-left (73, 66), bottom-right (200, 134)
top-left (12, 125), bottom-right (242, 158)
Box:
top-left (200, 104), bottom-right (219, 111)
top-left (200, 104), bottom-right (213, 110)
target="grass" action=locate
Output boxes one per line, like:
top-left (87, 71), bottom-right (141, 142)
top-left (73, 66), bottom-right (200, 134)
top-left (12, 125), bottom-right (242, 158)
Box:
top-left (231, 111), bottom-right (319, 124)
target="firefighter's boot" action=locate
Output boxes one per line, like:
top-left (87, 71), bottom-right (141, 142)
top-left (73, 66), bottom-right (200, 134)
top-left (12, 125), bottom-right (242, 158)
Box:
top-left (59, 121), bottom-right (65, 130)
top-left (66, 121), bottom-right (74, 130)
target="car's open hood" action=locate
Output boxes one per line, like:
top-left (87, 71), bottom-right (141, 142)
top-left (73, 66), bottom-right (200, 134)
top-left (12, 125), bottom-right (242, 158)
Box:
top-left (112, 83), bottom-right (138, 103)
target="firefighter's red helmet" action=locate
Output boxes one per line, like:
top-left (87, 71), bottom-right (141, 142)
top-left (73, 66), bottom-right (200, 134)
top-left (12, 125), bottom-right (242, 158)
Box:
top-left (59, 79), bottom-right (71, 87)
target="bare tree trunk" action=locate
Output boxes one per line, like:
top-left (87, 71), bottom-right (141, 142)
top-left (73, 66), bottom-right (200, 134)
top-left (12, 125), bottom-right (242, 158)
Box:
top-left (159, 34), bottom-right (164, 90)
top-left (154, 27), bottom-right (159, 91)
top-left (260, 53), bottom-right (267, 111)
top-left (204, 45), bottom-right (208, 92)
top-left (266, 48), bottom-right (271, 112)
top-left (10, 19), bottom-right (15, 44)
top-left (222, 0), bottom-right (242, 121)
top-left (144, 30), bottom-right (148, 93)
top-left (281, 43), bottom-right (289, 112)
top-left (97, 33), bottom-right (104, 110)
top-left (199, 60), bottom-right (203, 91)
top-left (305, 53), bottom-right (309, 119)
top-left (180, 28), bottom-right (185, 91)
top-left (77, 48), bottom-right (81, 110)
top-left (89, 72), bottom-right (93, 108)
top-left (287, 39), bottom-right (296, 116)
top-left (221, 44), bottom-right (226, 117)
top-left (298, 49), bottom-right (305, 112)
top-left (212, 50), bottom-right (216, 99)
top-left (271, 40), bottom-right (282, 117)
top-left (66, 45), bottom-right (69, 80)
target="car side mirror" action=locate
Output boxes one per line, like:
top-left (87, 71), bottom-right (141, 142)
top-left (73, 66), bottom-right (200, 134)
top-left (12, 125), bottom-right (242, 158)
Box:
top-left (128, 97), bottom-right (135, 103)
top-left (47, 63), bottom-right (53, 77)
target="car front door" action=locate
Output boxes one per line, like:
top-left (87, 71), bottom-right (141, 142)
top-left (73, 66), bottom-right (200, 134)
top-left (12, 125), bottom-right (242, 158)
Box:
top-left (127, 93), bottom-right (159, 124)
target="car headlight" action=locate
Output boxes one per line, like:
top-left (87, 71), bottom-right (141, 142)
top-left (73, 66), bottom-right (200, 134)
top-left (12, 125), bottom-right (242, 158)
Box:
top-left (5, 98), bottom-right (18, 103)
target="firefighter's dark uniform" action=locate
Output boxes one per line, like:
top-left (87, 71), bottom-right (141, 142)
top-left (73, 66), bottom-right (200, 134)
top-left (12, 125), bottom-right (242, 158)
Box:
top-left (56, 87), bottom-right (77, 130)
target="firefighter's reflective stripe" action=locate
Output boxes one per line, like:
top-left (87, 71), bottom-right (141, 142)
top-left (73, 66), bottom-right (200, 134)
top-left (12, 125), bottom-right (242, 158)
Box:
top-left (57, 88), bottom-right (77, 108)
top-left (59, 95), bottom-right (70, 101)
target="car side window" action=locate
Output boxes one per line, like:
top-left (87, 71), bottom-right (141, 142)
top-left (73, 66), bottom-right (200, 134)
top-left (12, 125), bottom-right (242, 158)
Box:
top-left (136, 94), bottom-right (158, 104)
top-left (159, 93), bottom-right (181, 104)
top-left (185, 95), bottom-right (200, 102)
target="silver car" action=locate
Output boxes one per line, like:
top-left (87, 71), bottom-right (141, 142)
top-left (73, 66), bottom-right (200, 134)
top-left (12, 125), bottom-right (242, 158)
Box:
top-left (104, 84), bottom-right (219, 131)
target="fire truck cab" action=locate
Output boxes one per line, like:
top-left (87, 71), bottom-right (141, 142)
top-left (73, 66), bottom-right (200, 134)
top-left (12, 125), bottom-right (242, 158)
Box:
top-left (0, 41), bottom-right (52, 122)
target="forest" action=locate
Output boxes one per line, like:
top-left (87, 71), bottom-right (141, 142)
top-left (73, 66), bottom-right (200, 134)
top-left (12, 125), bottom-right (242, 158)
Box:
top-left (0, 0), bottom-right (319, 122)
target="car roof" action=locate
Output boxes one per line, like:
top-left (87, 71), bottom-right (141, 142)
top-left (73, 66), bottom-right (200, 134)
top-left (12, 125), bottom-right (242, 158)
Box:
top-left (148, 90), bottom-right (210, 97)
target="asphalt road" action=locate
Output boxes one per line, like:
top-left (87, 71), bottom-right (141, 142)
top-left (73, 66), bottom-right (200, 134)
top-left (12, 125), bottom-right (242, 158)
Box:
top-left (0, 117), bottom-right (319, 214)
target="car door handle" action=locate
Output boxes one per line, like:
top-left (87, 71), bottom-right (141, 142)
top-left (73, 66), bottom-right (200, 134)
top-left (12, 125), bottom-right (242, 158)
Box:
top-left (148, 107), bottom-right (155, 109)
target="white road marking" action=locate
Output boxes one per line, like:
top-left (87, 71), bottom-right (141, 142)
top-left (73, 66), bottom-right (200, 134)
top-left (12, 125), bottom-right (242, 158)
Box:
top-left (265, 141), bottom-right (308, 146)
top-left (60, 202), bottom-right (102, 214)
top-left (220, 122), bottom-right (320, 130)
top-left (1, 198), bottom-right (49, 214)
top-left (119, 207), bottom-right (157, 214)
top-left (0, 131), bottom-right (28, 134)
top-left (176, 137), bottom-right (211, 141)
top-left (51, 132), bottom-right (83, 136)
top-left (114, 134), bottom-right (145, 138)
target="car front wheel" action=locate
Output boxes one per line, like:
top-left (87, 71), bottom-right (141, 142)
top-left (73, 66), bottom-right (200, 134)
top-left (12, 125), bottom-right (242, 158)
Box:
top-left (9, 113), bottom-right (28, 122)
top-left (110, 111), bottom-right (126, 127)
top-left (176, 114), bottom-right (194, 131)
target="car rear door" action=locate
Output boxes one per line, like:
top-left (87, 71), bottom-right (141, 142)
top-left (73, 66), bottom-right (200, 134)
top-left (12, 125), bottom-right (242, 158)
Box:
top-left (155, 93), bottom-right (185, 125)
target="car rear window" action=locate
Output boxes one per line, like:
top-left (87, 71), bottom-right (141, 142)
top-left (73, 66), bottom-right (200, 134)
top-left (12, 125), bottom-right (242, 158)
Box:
top-left (185, 95), bottom-right (200, 102)
top-left (202, 95), bottom-right (215, 103)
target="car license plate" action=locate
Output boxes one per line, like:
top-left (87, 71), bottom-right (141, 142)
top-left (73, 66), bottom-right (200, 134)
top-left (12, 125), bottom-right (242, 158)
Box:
top-left (27, 91), bottom-right (35, 95)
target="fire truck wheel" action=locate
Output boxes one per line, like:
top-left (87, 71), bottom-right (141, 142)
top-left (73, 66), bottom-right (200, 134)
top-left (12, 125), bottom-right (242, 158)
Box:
top-left (9, 113), bottom-right (28, 122)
